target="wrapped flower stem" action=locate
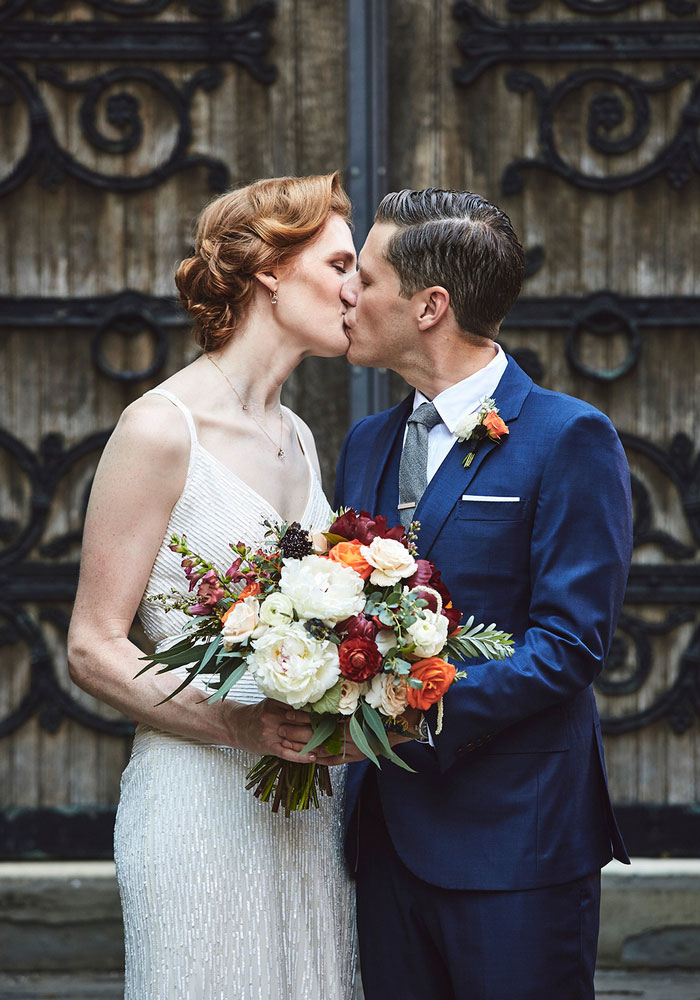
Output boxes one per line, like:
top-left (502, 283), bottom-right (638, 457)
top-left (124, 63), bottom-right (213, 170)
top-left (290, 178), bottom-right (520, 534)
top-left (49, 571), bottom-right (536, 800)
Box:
top-left (245, 756), bottom-right (333, 817)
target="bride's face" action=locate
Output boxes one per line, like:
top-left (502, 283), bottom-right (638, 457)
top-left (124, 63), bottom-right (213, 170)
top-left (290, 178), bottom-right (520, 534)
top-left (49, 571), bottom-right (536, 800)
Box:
top-left (274, 213), bottom-right (356, 358)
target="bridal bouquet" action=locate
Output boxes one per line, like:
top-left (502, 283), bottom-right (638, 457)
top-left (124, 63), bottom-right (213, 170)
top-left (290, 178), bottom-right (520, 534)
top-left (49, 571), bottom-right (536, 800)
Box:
top-left (138, 509), bottom-right (514, 815)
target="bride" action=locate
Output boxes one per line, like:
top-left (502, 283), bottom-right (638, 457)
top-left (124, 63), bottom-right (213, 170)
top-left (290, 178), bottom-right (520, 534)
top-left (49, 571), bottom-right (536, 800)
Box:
top-left (68, 173), bottom-right (361, 998)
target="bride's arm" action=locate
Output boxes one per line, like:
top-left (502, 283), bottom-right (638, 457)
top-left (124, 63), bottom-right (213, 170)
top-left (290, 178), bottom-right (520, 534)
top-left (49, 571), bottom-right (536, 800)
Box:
top-left (67, 396), bottom-right (318, 761)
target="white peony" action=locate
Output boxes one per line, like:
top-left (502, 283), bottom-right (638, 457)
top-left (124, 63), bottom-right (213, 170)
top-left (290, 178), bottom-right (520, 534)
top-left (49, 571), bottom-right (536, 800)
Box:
top-left (279, 554), bottom-right (365, 625)
top-left (259, 592), bottom-right (295, 627)
top-left (454, 410), bottom-right (480, 441)
top-left (365, 673), bottom-right (408, 718)
top-left (338, 678), bottom-right (369, 716)
top-left (221, 597), bottom-right (266, 650)
top-left (247, 622), bottom-right (340, 709)
top-left (406, 609), bottom-right (449, 658)
top-left (361, 537), bottom-right (417, 587)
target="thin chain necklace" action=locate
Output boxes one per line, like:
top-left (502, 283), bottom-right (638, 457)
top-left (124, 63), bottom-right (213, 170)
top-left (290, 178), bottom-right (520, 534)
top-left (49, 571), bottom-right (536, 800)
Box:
top-left (206, 354), bottom-right (286, 460)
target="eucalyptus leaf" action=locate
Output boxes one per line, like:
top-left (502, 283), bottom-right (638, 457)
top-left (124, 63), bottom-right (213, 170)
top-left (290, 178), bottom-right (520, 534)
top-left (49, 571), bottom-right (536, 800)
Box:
top-left (206, 662), bottom-right (247, 703)
top-left (299, 714), bottom-right (337, 755)
top-left (349, 714), bottom-right (380, 767)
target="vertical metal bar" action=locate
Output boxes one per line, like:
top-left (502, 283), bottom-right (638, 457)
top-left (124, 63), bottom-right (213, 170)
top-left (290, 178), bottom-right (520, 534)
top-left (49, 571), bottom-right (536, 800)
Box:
top-left (347, 0), bottom-right (390, 423)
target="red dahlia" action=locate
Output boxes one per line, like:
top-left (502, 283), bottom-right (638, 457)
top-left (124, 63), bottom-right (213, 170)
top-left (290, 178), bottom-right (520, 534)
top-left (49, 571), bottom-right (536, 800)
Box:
top-left (338, 636), bottom-right (382, 682)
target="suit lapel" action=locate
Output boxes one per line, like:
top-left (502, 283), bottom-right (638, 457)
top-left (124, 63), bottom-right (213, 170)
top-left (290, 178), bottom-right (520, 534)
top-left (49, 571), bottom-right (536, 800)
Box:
top-left (413, 357), bottom-right (534, 559)
top-left (358, 392), bottom-right (413, 513)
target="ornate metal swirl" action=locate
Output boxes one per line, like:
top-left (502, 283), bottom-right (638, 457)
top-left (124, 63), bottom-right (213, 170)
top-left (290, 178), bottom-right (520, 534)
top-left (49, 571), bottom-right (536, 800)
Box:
top-left (503, 291), bottom-right (700, 383)
top-left (0, 1), bottom-right (277, 196)
top-left (0, 428), bottom-right (138, 736)
top-left (452, 2), bottom-right (700, 87)
top-left (507, 0), bottom-right (697, 15)
top-left (501, 67), bottom-right (700, 194)
top-left (452, 2), bottom-right (700, 193)
top-left (0, 292), bottom-right (189, 382)
top-left (596, 432), bottom-right (700, 734)
top-left (1, 0), bottom-right (222, 19)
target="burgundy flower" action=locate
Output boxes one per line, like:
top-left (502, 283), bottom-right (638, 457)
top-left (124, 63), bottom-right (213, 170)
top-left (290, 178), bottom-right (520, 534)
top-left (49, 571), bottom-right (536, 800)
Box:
top-left (225, 557), bottom-right (245, 582)
top-left (410, 564), bottom-right (463, 634)
top-left (329, 509), bottom-right (407, 547)
top-left (337, 613), bottom-right (379, 641)
top-left (181, 557), bottom-right (205, 592)
top-left (338, 636), bottom-right (383, 682)
top-left (188, 569), bottom-right (225, 615)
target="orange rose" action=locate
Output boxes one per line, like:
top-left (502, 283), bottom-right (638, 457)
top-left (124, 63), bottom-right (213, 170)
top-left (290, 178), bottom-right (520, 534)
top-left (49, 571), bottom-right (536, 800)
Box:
top-left (406, 657), bottom-right (456, 711)
top-left (327, 540), bottom-right (373, 580)
top-left (221, 580), bottom-right (261, 623)
top-left (483, 411), bottom-right (509, 441)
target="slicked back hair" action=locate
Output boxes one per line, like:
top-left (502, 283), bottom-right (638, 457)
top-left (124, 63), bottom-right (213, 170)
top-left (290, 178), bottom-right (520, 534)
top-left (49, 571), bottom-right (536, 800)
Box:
top-left (374, 188), bottom-right (524, 339)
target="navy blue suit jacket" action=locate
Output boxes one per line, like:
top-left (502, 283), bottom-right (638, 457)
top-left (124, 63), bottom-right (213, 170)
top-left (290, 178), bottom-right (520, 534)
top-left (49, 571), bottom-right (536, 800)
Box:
top-left (334, 357), bottom-right (633, 891)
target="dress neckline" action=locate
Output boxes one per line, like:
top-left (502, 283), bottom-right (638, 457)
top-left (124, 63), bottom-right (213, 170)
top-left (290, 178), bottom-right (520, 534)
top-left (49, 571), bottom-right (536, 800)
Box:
top-left (195, 438), bottom-right (316, 527)
top-left (145, 387), bottom-right (317, 527)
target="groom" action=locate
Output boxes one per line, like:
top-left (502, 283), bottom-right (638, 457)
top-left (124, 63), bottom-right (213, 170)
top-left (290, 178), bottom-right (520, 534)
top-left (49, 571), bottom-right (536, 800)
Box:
top-left (335, 189), bottom-right (633, 1000)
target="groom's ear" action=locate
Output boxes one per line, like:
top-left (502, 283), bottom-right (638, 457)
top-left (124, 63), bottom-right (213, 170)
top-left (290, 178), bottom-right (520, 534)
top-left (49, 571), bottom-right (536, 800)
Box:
top-left (416, 286), bottom-right (451, 331)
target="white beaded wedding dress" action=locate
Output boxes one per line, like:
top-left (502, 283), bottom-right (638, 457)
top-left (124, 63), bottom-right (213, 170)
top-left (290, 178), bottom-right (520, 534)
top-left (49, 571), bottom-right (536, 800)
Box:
top-left (114, 388), bottom-right (357, 1000)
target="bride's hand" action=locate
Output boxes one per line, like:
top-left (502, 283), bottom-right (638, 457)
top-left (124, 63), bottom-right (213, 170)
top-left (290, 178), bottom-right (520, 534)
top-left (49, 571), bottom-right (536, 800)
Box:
top-left (224, 699), bottom-right (320, 763)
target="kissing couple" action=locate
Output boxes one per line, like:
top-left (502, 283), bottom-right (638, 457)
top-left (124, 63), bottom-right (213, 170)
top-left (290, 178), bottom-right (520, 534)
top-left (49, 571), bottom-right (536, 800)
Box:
top-left (69, 172), bottom-right (633, 1000)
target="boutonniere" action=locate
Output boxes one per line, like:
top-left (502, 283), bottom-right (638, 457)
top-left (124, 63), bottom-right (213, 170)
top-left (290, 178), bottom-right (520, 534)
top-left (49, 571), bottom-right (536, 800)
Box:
top-left (454, 396), bottom-right (509, 468)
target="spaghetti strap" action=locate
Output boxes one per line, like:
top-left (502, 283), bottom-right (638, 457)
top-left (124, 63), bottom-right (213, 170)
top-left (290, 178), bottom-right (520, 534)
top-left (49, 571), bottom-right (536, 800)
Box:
top-left (143, 388), bottom-right (198, 480)
top-left (284, 407), bottom-right (313, 472)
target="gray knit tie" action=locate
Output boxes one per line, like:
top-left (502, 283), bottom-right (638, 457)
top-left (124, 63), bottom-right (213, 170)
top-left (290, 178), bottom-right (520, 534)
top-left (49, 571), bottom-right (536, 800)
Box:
top-left (398, 401), bottom-right (442, 529)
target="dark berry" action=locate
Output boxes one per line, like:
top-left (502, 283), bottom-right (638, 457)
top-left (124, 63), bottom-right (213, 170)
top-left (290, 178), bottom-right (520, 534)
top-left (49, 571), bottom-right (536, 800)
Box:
top-left (279, 522), bottom-right (313, 560)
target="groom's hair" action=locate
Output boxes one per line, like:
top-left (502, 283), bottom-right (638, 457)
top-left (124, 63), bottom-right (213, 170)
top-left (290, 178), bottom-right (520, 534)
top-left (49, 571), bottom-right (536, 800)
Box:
top-left (374, 189), bottom-right (524, 339)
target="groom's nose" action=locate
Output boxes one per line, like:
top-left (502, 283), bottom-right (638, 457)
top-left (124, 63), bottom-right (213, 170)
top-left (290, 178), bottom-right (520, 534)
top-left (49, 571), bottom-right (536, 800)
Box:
top-left (340, 272), bottom-right (358, 307)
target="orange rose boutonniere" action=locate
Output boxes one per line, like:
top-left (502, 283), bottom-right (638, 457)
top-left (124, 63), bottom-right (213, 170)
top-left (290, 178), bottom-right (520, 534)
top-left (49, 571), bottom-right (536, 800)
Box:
top-left (454, 396), bottom-right (509, 468)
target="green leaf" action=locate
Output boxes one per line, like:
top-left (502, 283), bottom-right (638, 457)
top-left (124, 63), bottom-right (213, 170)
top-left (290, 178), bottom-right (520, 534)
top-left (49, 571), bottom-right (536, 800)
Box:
top-left (298, 714), bottom-right (338, 755)
top-left (349, 714), bottom-right (380, 767)
top-left (323, 532), bottom-right (349, 546)
top-left (206, 662), bottom-right (247, 703)
top-left (360, 702), bottom-right (393, 757)
top-left (198, 634), bottom-right (222, 673)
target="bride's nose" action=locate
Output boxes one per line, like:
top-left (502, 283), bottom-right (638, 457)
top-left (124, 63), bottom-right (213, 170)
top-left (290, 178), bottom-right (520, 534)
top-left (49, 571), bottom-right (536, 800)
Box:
top-left (340, 273), bottom-right (358, 306)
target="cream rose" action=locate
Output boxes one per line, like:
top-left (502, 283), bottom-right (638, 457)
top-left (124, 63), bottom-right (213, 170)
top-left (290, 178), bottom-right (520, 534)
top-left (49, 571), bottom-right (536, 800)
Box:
top-left (454, 410), bottom-right (480, 441)
top-left (338, 678), bottom-right (369, 716)
top-left (259, 592), bottom-right (295, 627)
top-left (279, 554), bottom-right (365, 625)
top-left (361, 537), bottom-right (417, 587)
top-left (364, 672), bottom-right (408, 718)
top-left (221, 597), bottom-right (266, 650)
top-left (246, 622), bottom-right (340, 709)
top-left (406, 609), bottom-right (449, 658)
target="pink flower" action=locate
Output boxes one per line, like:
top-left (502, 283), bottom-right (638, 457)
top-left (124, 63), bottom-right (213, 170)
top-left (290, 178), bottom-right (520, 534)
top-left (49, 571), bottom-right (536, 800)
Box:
top-left (188, 569), bottom-right (225, 615)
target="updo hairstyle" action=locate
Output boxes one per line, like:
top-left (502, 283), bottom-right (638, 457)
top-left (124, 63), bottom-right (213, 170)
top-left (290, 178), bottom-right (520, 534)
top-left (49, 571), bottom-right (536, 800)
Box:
top-left (175, 172), bottom-right (352, 352)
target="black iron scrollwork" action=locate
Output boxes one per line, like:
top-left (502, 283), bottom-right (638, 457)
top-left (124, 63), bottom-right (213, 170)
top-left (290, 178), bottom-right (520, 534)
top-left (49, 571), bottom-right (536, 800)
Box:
top-left (508, 0), bottom-right (697, 15)
top-left (452, 1), bottom-right (700, 193)
top-left (0, 427), bottom-right (137, 736)
top-left (0, 1), bottom-right (277, 196)
top-left (503, 291), bottom-right (700, 383)
top-left (0, 291), bottom-right (189, 382)
top-left (596, 431), bottom-right (700, 734)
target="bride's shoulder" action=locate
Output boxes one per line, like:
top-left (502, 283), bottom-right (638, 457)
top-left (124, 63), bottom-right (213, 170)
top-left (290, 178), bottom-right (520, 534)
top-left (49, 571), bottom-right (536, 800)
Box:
top-left (110, 394), bottom-right (191, 467)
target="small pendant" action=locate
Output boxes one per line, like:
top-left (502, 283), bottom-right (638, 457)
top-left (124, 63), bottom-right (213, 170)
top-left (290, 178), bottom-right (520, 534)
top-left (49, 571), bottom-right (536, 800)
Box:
top-left (277, 448), bottom-right (285, 459)
top-left (242, 404), bottom-right (248, 411)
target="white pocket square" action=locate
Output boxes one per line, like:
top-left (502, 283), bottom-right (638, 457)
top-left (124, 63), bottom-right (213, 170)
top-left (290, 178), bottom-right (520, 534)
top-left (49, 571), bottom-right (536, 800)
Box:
top-left (461, 495), bottom-right (520, 502)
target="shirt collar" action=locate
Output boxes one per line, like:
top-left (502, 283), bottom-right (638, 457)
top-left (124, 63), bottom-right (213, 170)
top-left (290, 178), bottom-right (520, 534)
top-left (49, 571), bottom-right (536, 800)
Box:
top-left (412, 344), bottom-right (508, 433)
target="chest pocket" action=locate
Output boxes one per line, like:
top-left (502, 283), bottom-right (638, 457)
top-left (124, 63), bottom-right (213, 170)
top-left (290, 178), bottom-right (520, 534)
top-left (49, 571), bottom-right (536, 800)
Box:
top-left (454, 497), bottom-right (529, 522)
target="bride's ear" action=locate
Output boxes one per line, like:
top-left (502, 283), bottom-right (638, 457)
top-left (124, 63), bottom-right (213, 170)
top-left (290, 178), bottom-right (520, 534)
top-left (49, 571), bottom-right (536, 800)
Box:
top-left (253, 271), bottom-right (278, 297)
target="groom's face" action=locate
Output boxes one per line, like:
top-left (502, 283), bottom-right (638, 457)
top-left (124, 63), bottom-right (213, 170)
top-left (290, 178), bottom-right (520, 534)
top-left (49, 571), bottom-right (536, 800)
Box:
top-left (340, 222), bottom-right (415, 369)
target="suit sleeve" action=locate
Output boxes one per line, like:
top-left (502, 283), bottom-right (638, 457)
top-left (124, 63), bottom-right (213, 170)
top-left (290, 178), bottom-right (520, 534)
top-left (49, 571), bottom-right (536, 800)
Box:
top-left (428, 408), bottom-right (633, 773)
top-left (334, 418), bottom-right (364, 511)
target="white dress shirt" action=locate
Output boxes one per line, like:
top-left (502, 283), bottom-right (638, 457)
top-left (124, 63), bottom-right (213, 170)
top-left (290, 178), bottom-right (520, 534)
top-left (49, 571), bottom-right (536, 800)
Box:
top-left (408, 344), bottom-right (508, 482)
